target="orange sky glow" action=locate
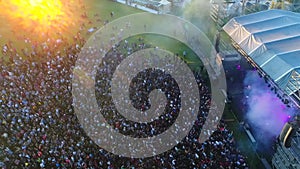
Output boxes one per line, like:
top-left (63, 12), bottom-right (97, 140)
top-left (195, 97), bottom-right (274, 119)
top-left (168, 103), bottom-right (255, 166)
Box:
top-left (0, 0), bottom-right (85, 39)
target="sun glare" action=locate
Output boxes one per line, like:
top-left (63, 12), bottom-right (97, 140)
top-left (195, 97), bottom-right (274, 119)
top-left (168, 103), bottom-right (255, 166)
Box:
top-left (0, 0), bottom-right (84, 39)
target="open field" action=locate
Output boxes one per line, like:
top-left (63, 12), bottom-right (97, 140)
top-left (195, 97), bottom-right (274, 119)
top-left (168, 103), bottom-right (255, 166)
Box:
top-left (0, 0), bottom-right (261, 168)
top-left (223, 104), bottom-right (265, 168)
top-left (0, 0), bottom-right (143, 56)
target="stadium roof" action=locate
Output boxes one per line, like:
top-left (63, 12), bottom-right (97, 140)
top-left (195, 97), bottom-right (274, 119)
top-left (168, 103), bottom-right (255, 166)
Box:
top-left (223, 9), bottom-right (300, 105)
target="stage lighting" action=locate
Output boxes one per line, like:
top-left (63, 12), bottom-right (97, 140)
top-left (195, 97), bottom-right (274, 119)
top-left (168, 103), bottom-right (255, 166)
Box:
top-left (279, 122), bottom-right (296, 148)
top-left (284, 99), bottom-right (289, 104)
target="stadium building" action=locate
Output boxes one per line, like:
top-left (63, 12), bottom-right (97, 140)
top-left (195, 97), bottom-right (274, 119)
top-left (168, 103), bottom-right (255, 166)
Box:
top-left (222, 9), bottom-right (300, 169)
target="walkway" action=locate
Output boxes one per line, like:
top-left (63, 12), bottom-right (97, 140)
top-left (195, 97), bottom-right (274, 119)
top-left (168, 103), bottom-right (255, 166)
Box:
top-left (115, 0), bottom-right (159, 14)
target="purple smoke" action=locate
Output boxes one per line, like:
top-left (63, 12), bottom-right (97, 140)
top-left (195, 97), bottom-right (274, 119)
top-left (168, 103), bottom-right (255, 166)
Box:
top-left (243, 70), bottom-right (295, 140)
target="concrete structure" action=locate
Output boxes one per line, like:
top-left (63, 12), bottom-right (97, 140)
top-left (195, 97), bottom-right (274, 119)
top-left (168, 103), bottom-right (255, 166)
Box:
top-left (223, 9), bottom-right (300, 169)
top-left (272, 134), bottom-right (300, 169)
top-left (223, 9), bottom-right (300, 108)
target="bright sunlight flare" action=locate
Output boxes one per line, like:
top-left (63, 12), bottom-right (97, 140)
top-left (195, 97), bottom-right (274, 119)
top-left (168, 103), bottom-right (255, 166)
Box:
top-left (0, 0), bottom-right (84, 39)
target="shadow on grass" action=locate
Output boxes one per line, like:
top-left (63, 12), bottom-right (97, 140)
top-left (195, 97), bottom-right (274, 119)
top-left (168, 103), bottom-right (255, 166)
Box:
top-left (222, 104), bottom-right (265, 169)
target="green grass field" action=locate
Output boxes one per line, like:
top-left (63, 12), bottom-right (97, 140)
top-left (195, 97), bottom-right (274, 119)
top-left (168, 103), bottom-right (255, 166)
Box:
top-left (126, 34), bottom-right (204, 71)
top-left (0, 0), bottom-right (262, 168)
top-left (0, 0), bottom-right (143, 54)
top-left (222, 104), bottom-right (265, 168)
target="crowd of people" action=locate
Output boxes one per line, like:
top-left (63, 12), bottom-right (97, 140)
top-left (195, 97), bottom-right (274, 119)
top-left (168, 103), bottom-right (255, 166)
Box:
top-left (0, 8), bottom-right (248, 169)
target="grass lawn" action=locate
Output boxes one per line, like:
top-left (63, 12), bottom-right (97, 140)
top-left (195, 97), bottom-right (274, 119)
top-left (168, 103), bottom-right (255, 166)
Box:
top-left (0, 0), bottom-right (143, 55)
top-left (222, 104), bottom-right (265, 169)
top-left (85, 0), bottom-right (142, 20)
top-left (0, 0), bottom-right (261, 168)
top-left (127, 34), bottom-right (203, 68)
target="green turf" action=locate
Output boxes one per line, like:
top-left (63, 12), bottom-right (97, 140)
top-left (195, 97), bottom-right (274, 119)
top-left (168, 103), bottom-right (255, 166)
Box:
top-left (223, 104), bottom-right (265, 169)
top-left (85, 0), bottom-right (142, 20)
top-left (124, 33), bottom-right (210, 82)
top-left (0, 0), bottom-right (261, 167)
top-left (0, 0), bottom-right (143, 55)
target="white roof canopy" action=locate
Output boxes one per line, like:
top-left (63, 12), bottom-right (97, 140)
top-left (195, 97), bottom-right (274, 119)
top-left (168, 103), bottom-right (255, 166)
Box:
top-left (159, 0), bottom-right (170, 5)
top-left (223, 10), bottom-right (300, 101)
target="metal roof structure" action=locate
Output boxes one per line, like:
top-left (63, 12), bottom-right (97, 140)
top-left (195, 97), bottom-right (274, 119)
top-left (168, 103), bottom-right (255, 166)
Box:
top-left (223, 9), bottom-right (300, 107)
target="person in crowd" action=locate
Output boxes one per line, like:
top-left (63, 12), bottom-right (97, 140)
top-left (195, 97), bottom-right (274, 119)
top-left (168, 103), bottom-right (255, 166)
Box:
top-left (0, 11), bottom-right (248, 169)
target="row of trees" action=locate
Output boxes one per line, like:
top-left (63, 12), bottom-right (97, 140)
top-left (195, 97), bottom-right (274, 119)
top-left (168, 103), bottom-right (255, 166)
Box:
top-left (210, 0), bottom-right (300, 28)
top-left (246, 0), bottom-right (300, 13)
